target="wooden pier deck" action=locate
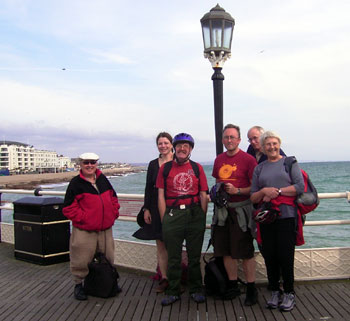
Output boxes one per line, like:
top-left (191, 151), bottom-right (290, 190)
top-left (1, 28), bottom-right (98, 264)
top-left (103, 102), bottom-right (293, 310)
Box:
top-left (0, 243), bottom-right (349, 321)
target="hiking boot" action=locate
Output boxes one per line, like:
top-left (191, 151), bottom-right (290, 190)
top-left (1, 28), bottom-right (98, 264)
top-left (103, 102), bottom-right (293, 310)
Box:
top-left (161, 295), bottom-right (180, 306)
top-left (244, 286), bottom-right (258, 306)
top-left (279, 292), bottom-right (295, 312)
top-left (266, 290), bottom-right (281, 309)
top-left (191, 292), bottom-right (206, 303)
top-left (155, 278), bottom-right (169, 293)
top-left (74, 283), bottom-right (87, 300)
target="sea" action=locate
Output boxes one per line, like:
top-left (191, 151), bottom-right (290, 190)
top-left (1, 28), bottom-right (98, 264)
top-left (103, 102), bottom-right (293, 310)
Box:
top-left (1, 162), bottom-right (349, 250)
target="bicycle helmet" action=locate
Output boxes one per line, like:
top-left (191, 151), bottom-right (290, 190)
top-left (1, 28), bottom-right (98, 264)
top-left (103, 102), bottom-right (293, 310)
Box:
top-left (253, 202), bottom-right (280, 224)
top-left (172, 133), bottom-right (195, 148)
top-left (210, 183), bottom-right (230, 208)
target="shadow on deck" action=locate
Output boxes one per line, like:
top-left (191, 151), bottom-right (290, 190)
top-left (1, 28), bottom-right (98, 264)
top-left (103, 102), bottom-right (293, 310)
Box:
top-left (0, 243), bottom-right (349, 321)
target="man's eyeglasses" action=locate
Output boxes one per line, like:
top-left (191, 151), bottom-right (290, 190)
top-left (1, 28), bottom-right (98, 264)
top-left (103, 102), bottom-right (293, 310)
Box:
top-left (248, 136), bottom-right (259, 143)
top-left (223, 135), bottom-right (239, 141)
top-left (82, 160), bottom-right (97, 165)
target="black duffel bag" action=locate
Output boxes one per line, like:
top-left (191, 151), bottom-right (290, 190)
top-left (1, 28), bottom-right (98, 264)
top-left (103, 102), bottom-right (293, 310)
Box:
top-left (84, 252), bottom-right (121, 298)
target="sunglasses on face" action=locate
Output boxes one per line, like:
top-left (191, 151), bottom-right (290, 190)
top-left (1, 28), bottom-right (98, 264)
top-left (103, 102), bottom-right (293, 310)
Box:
top-left (82, 160), bottom-right (97, 165)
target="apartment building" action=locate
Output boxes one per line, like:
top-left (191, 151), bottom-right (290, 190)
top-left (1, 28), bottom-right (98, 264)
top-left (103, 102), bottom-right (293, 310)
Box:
top-left (0, 141), bottom-right (73, 173)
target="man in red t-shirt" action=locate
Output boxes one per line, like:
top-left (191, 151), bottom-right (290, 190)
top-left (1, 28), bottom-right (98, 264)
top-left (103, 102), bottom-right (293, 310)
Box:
top-left (212, 124), bottom-right (258, 306)
top-left (157, 133), bottom-right (208, 306)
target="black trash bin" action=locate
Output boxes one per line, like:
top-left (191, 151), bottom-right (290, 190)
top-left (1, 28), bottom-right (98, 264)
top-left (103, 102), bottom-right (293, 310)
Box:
top-left (13, 197), bottom-right (70, 265)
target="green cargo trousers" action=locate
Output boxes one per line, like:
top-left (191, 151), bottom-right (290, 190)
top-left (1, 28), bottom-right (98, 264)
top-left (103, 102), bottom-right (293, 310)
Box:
top-left (162, 204), bottom-right (206, 296)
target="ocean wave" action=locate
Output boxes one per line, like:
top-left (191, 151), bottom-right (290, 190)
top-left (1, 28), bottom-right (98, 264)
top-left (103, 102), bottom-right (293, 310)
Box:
top-left (39, 182), bottom-right (69, 189)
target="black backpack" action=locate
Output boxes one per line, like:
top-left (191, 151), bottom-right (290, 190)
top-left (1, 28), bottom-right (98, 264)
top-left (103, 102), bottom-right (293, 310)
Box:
top-left (203, 239), bottom-right (229, 297)
top-left (203, 240), bottom-right (246, 298)
top-left (84, 252), bottom-right (121, 298)
top-left (204, 255), bottom-right (228, 297)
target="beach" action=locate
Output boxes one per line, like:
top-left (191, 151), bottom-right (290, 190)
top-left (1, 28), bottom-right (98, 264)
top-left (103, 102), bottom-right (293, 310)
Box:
top-left (0, 166), bottom-right (145, 189)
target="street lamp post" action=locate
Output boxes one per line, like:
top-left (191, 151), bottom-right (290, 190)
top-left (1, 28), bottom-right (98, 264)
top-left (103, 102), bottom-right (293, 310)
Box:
top-left (201, 4), bottom-right (235, 156)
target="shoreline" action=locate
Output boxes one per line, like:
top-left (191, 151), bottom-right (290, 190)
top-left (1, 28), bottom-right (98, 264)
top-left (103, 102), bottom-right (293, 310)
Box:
top-left (0, 166), bottom-right (146, 189)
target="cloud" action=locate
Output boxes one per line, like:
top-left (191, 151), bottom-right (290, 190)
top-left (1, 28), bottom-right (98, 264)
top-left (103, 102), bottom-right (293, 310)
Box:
top-left (85, 49), bottom-right (136, 65)
top-left (0, 0), bottom-right (349, 162)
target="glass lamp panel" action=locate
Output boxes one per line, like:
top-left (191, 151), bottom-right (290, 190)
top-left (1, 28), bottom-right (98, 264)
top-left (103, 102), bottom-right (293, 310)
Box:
top-left (211, 20), bottom-right (223, 48)
top-left (202, 21), bottom-right (211, 49)
top-left (223, 21), bottom-right (233, 49)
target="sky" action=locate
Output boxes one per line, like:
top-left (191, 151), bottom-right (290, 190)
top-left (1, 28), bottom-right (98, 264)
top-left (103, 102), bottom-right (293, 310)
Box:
top-left (0, 0), bottom-right (349, 163)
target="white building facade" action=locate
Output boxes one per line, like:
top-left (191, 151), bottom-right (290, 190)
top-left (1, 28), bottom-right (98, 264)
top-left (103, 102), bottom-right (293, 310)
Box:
top-left (0, 141), bottom-right (73, 173)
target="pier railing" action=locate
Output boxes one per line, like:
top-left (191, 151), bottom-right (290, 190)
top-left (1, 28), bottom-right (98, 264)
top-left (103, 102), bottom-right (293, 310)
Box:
top-left (1, 189), bottom-right (350, 227)
top-left (0, 188), bottom-right (350, 282)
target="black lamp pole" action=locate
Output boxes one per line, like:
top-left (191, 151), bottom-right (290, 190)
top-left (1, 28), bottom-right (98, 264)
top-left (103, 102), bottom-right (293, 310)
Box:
top-left (212, 67), bottom-right (224, 155)
top-left (200, 4), bottom-right (235, 156)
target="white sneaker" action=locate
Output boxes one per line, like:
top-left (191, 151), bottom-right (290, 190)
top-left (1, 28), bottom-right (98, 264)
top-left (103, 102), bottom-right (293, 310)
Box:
top-left (279, 292), bottom-right (295, 311)
top-left (266, 291), bottom-right (281, 309)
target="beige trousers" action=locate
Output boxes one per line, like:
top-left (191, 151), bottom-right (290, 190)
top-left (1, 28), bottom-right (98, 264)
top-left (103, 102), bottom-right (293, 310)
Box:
top-left (69, 226), bottom-right (115, 284)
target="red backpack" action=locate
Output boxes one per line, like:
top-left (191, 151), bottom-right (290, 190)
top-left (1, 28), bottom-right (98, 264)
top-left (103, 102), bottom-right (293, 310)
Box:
top-left (284, 157), bottom-right (319, 215)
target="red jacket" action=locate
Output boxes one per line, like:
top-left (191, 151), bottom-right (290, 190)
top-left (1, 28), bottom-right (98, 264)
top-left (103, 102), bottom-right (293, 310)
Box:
top-left (63, 169), bottom-right (120, 231)
top-left (256, 195), bottom-right (305, 246)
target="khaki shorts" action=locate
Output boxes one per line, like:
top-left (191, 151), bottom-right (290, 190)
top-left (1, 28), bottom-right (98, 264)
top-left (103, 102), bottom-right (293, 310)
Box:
top-left (212, 208), bottom-right (255, 259)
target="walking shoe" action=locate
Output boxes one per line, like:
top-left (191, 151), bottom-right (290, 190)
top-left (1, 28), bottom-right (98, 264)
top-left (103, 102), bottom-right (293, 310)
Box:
top-left (115, 284), bottom-right (122, 293)
top-left (266, 290), bottom-right (281, 309)
top-left (161, 295), bottom-right (180, 306)
top-left (155, 278), bottom-right (169, 293)
top-left (279, 292), bottom-right (295, 312)
top-left (244, 287), bottom-right (258, 306)
top-left (74, 283), bottom-right (87, 301)
top-left (191, 292), bottom-right (206, 303)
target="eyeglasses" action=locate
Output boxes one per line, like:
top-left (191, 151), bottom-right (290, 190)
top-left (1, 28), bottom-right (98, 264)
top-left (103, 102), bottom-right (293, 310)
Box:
top-left (223, 135), bottom-right (239, 141)
top-left (82, 160), bottom-right (97, 165)
top-left (175, 143), bottom-right (190, 149)
top-left (248, 136), bottom-right (259, 143)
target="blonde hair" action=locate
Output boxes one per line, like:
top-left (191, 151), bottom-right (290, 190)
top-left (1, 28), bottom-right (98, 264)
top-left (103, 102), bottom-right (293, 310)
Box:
top-left (260, 131), bottom-right (282, 153)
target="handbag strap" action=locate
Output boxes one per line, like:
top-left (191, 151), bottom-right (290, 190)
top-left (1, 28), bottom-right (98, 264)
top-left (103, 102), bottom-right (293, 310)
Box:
top-left (203, 238), bottom-right (213, 264)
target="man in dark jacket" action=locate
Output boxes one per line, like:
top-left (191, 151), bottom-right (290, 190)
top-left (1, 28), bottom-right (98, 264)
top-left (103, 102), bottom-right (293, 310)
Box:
top-left (63, 152), bottom-right (120, 300)
top-left (247, 126), bottom-right (286, 163)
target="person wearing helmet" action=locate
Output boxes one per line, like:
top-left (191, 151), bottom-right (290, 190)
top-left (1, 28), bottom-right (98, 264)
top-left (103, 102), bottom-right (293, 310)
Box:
top-left (63, 152), bottom-right (120, 300)
top-left (211, 124), bottom-right (258, 306)
top-left (156, 133), bottom-right (209, 306)
top-left (172, 132), bottom-right (195, 163)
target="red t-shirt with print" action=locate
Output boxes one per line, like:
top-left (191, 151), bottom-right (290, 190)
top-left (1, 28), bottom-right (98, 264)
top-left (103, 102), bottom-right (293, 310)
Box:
top-left (212, 150), bottom-right (257, 202)
top-left (156, 160), bottom-right (208, 207)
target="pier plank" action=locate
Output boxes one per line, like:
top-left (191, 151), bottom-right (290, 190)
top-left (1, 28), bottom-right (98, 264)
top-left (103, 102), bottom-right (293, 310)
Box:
top-left (327, 283), bottom-right (350, 314)
top-left (309, 283), bottom-right (347, 319)
top-left (0, 242), bottom-right (349, 321)
top-left (101, 298), bottom-right (123, 321)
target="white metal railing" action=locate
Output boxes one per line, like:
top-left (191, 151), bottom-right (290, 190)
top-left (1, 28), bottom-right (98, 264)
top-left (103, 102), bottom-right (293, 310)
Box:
top-left (1, 188), bottom-right (348, 281)
top-left (0, 189), bottom-right (349, 227)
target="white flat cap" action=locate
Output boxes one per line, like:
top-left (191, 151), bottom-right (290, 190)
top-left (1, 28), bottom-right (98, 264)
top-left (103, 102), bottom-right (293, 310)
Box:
top-left (79, 152), bottom-right (99, 161)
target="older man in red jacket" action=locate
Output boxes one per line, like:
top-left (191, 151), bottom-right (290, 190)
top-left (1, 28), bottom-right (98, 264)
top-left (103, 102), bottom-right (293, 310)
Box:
top-left (63, 152), bottom-right (120, 300)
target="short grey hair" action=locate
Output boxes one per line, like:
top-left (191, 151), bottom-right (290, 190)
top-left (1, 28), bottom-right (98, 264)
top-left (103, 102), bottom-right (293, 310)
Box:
top-left (260, 131), bottom-right (282, 153)
top-left (248, 126), bottom-right (264, 136)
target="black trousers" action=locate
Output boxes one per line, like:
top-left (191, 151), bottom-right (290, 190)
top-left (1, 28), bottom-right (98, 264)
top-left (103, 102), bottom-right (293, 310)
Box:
top-left (260, 218), bottom-right (296, 293)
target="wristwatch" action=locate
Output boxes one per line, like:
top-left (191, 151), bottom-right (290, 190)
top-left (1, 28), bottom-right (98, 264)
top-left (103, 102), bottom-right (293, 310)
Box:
top-left (237, 188), bottom-right (241, 195)
top-left (278, 188), bottom-right (282, 196)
